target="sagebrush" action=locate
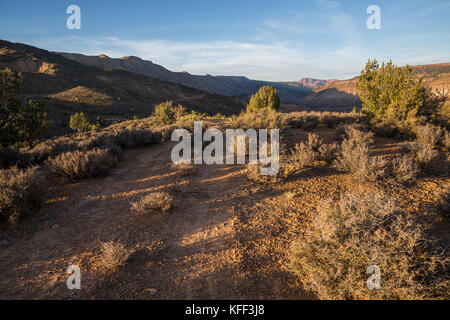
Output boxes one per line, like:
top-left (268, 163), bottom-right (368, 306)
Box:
top-left (0, 166), bottom-right (43, 223)
top-left (290, 192), bottom-right (449, 300)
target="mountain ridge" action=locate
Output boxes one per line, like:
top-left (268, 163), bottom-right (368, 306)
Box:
top-left (0, 39), bottom-right (247, 134)
top-left (59, 52), bottom-right (313, 103)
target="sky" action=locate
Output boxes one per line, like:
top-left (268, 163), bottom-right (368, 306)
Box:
top-left (0, 0), bottom-right (449, 81)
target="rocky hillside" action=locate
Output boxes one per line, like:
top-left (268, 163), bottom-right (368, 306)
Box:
top-left (0, 40), bottom-right (247, 134)
top-left (59, 52), bottom-right (313, 103)
top-left (298, 63), bottom-right (450, 111)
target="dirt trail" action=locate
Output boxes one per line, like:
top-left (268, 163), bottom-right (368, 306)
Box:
top-left (2, 129), bottom-right (447, 300)
top-left (0, 141), bottom-right (312, 299)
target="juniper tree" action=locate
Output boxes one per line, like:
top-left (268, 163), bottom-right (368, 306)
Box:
top-left (246, 85), bottom-right (280, 112)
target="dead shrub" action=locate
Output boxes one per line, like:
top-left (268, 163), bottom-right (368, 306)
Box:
top-left (288, 133), bottom-right (326, 169)
top-left (78, 136), bottom-right (124, 161)
top-left (246, 164), bottom-right (279, 185)
top-left (289, 192), bottom-right (449, 300)
top-left (319, 143), bottom-right (340, 164)
top-left (0, 166), bottom-right (43, 223)
top-left (335, 126), bottom-right (372, 174)
top-left (172, 163), bottom-right (196, 176)
top-left (336, 126), bottom-right (417, 187)
top-left (131, 192), bottom-right (173, 214)
top-left (443, 130), bottom-right (450, 150)
top-left (356, 156), bottom-right (390, 185)
top-left (412, 144), bottom-right (439, 172)
top-left (99, 241), bottom-right (133, 272)
top-left (290, 142), bottom-right (317, 169)
top-left (415, 125), bottom-right (443, 148)
top-left (47, 148), bottom-right (116, 181)
top-left (432, 186), bottom-right (449, 218)
top-left (307, 133), bottom-right (323, 152)
top-left (346, 124), bottom-right (374, 145)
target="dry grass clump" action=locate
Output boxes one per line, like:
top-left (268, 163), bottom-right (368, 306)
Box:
top-left (415, 125), bottom-right (443, 148)
top-left (306, 133), bottom-right (322, 152)
top-left (288, 133), bottom-right (321, 169)
top-left (172, 163), bottom-right (196, 176)
top-left (246, 164), bottom-right (279, 185)
top-left (410, 125), bottom-right (444, 172)
top-left (318, 143), bottom-right (340, 164)
top-left (433, 186), bottom-right (449, 218)
top-left (0, 166), bottom-right (43, 223)
top-left (289, 142), bottom-right (317, 169)
top-left (411, 144), bottom-right (439, 172)
top-left (443, 130), bottom-right (450, 150)
top-left (229, 108), bottom-right (284, 130)
top-left (336, 125), bottom-right (418, 187)
top-left (288, 133), bottom-right (339, 168)
top-left (289, 192), bottom-right (449, 300)
top-left (99, 241), bottom-right (133, 272)
top-left (47, 148), bottom-right (117, 181)
top-left (335, 125), bottom-right (373, 174)
top-left (390, 154), bottom-right (419, 185)
top-left (131, 192), bottom-right (173, 214)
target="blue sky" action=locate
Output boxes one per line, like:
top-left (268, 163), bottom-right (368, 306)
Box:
top-left (1, 0), bottom-right (449, 81)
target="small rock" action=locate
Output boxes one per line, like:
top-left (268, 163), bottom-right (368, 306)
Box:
top-left (145, 288), bottom-right (157, 295)
top-left (52, 224), bottom-right (61, 230)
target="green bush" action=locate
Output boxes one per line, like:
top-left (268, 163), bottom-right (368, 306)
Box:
top-left (154, 101), bottom-right (176, 125)
top-left (70, 112), bottom-right (91, 133)
top-left (0, 68), bottom-right (50, 146)
top-left (246, 85), bottom-right (280, 112)
top-left (356, 60), bottom-right (446, 135)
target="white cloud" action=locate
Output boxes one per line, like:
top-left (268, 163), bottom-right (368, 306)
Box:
top-left (31, 35), bottom-right (374, 81)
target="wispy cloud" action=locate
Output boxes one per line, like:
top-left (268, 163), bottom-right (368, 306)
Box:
top-left (419, 2), bottom-right (450, 15)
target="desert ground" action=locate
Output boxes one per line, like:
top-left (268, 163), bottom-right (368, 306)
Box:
top-left (1, 121), bottom-right (448, 299)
